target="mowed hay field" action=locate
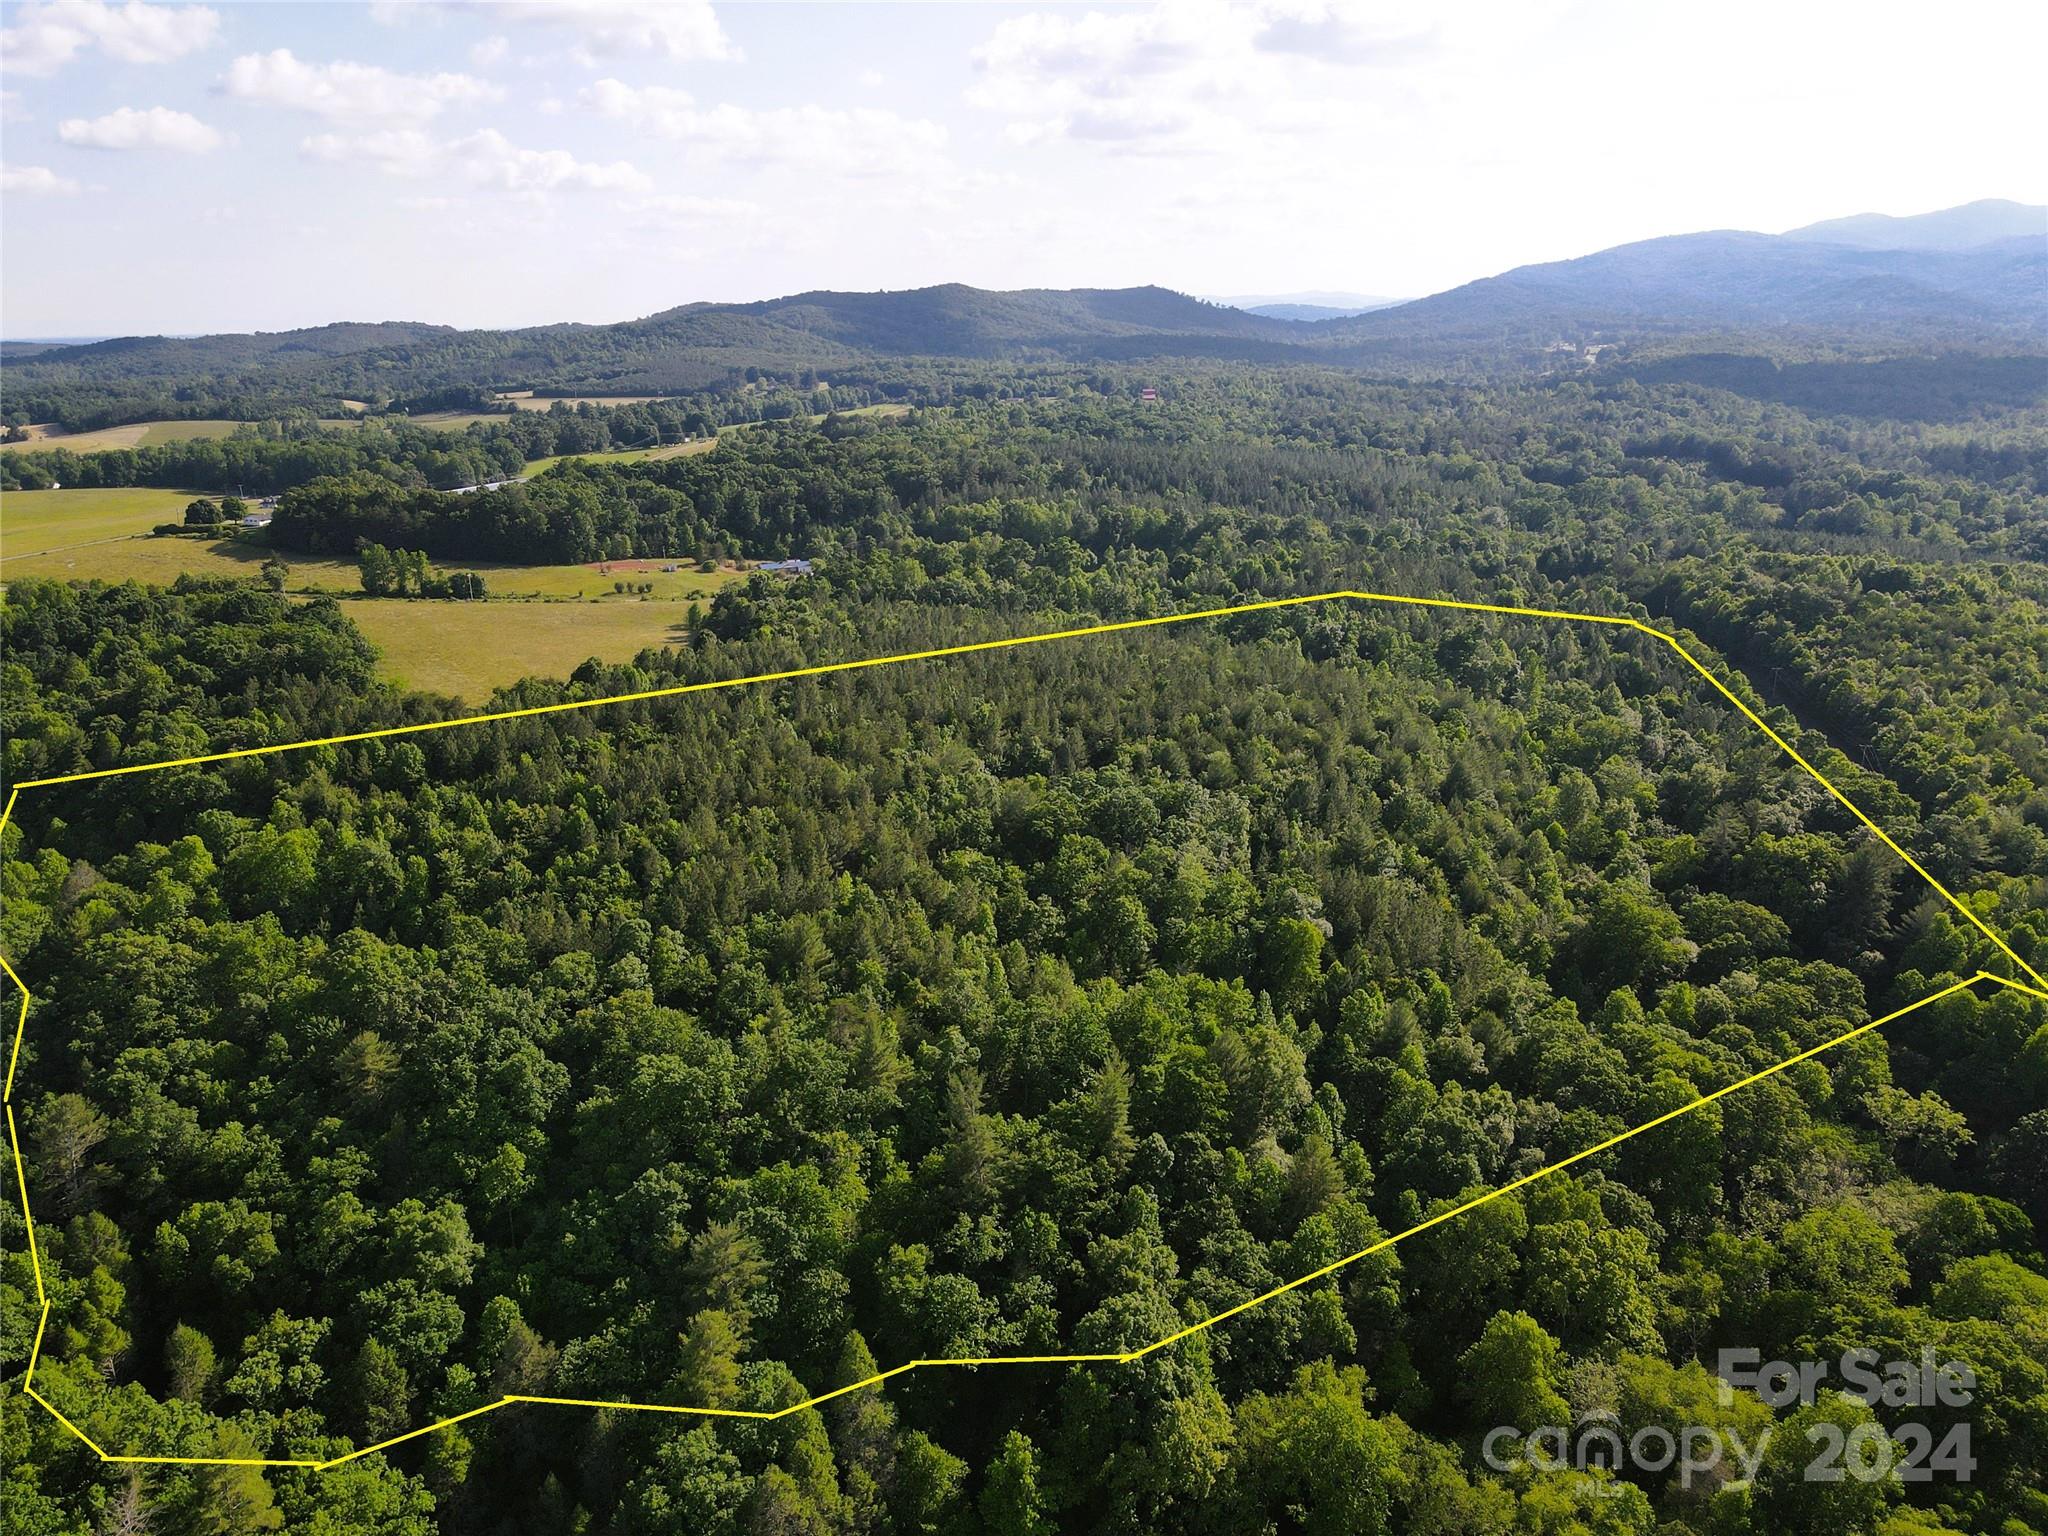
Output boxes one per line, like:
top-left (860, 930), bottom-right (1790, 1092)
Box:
top-left (500, 393), bottom-right (664, 411)
top-left (522, 437), bottom-right (719, 477)
top-left (1, 487), bottom-right (198, 555)
top-left (8, 530), bottom-right (734, 606)
top-left (4, 485), bottom-right (741, 699)
top-left (3, 533), bottom-right (356, 588)
top-left (5, 486), bottom-right (733, 591)
top-left (456, 560), bottom-right (733, 602)
top-left (3, 419), bottom-right (249, 453)
top-left (344, 599), bottom-right (693, 698)
top-left (721, 403), bottom-right (913, 436)
top-left (406, 411), bottom-right (516, 431)
top-left (410, 402), bottom-right (668, 429)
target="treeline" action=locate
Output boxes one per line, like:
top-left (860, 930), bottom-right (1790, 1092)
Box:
top-left (11, 362), bottom-right (2046, 565)
top-left (1620, 352), bottom-right (2048, 423)
top-left (2, 347), bottom-right (1058, 437)
top-left (0, 401), bottom-right (721, 496)
top-left (357, 543), bottom-right (488, 599)
top-left (267, 419), bottom-right (982, 566)
top-left (1649, 553), bottom-right (2048, 832)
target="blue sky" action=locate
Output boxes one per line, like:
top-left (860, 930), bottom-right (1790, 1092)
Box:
top-left (2, 0), bottom-right (2042, 336)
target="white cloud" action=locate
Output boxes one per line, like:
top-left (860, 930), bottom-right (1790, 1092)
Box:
top-left (221, 49), bottom-right (501, 124)
top-left (454, 127), bottom-right (649, 194)
top-left (470, 34), bottom-right (509, 69)
top-left (583, 79), bottom-right (947, 177)
top-left (302, 128), bottom-right (439, 177)
top-left (0, 162), bottom-right (82, 194)
top-left (1251, 1), bottom-right (1435, 63)
top-left (303, 126), bottom-right (650, 198)
top-left (971, 2), bottom-right (1433, 153)
top-left (500, 1), bottom-right (737, 64)
top-left (371, 0), bottom-right (737, 64)
top-left (969, 5), bottom-right (1252, 149)
top-left (628, 191), bottom-right (770, 232)
top-left (59, 105), bottom-right (223, 153)
top-left (973, 6), bottom-right (1219, 84)
top-left (0, 0), bottom-right (218, 76)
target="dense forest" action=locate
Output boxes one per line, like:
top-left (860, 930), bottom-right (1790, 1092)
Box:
top-left (0, 390), bottom-right (885, 493)
top-left (255, 367), bottom-right (2048, 569)
top-left (4, 354), bottom-right (2047, 1536)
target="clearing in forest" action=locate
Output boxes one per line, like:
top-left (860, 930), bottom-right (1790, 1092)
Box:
top-left (0, 487), bottom-right (198, 556)
top-left (0, 496), bottom-right (740, 698)
top-left (0, 419), bottom-right (250, 454)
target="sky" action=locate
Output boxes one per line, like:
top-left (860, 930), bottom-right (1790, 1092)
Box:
top-left (2, 0), bottom-right (2043, 337)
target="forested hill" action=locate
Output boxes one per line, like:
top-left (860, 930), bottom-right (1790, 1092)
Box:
top-left (1783, 198), bottom-right (2046, 251)
top-left (1, 288), bottom-right (1308, 419)
top-left (1333, 232), bottom-right (2046, 351)
top-left (694, 285), bottom-right (1292, 355)
top-left (6, 208), bottom-right (2042, 426)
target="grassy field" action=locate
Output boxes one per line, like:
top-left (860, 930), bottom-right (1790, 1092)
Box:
top-left (4, 486), bottom-right (740, 698)
top-left (4, 533), bottom-right (264, 586)
top-left (3, 401), bottom-right (907, 459)
top-left (459, 559), bottom-right (731, 602)
top-left (3, 419), bottom-right (251, 453)
top-left (6, 530), bottom-right (732, 603)
top-left (501, 394), bottom-right (664, 411)
top-left (404, 411), bottom-right (515, 431)
top-left (1, 487), bottom-right (198, 554)
top-left (4, 417), bottom-right (372, 454)
top-left (342, 598), bottom-right (693, 698)
top-left (523, 438), bottom-right (718, 478)
top-left (723, 402), bottom-right (913, 434)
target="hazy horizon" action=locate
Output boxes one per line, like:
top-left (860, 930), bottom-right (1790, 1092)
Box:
top-left (6, 191), bottom-right (2040, 344)
top-left (3, 0), bottom-right (2045, 337)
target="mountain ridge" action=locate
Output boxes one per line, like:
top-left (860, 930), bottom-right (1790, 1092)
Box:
top-left (5, 204), bottom-right (2040, 417)
top-left (1782, 197), bottom-right (2044, 251)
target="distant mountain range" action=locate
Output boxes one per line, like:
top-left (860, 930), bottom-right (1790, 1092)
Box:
top-left (1207, 292), bottom-right (1407, 321)
top-left (6, 202), bottom-right (2041, 413)
top-left (1335, 228), bottom-right (2042, 352)
top-left (1783, 197), bottom-right (2043, 251)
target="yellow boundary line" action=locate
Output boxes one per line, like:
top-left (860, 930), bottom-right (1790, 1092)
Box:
top-left (2, 590), bottom-right (2042, 1471)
